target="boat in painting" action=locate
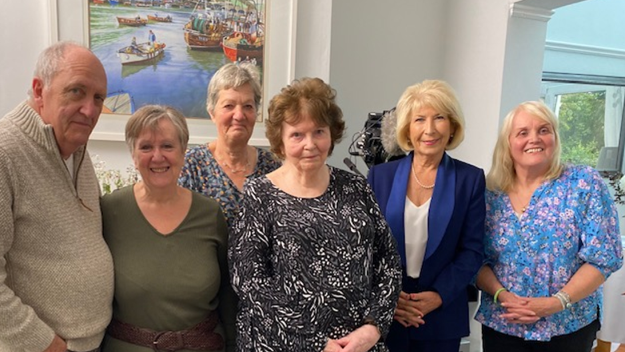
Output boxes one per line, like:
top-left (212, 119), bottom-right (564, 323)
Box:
top-left (221, 0), bottom-right (265, 64)
top-left (117, 16), bottom-right (148, 26)
top-left (222, 32), bottom-right (263, 64)
top-left (148, 14), bottom-right (173, 22)
top-left (183, 2), bottom-right (233, 51)
top-left (116, 42), bottom-right (166, 65)
top-left (103, 91), bottom-right (135, 114)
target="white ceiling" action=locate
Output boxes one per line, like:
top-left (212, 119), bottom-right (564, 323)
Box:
top-left (516, 0), bottom-right (587, 10)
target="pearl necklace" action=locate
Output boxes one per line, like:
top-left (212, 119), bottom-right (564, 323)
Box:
top-left (411, 164), bottom-right (435, 189)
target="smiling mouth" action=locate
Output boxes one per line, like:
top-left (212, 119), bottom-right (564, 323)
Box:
top-left (421, 138), bottom-right (440, 145)
top-left (150, 167), bottom-right (170, 173)
top-left (525, 148), bottom-right (544, 153)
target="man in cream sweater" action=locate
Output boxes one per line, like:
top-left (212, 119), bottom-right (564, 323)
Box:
top-left (0, 42), bottom-right (114, 352)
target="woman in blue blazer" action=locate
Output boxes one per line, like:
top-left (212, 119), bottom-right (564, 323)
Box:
top-left (368, 80), bottom-right (485, 352)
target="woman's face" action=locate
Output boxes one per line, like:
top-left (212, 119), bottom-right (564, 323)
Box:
top-left (281, 114), bottom-right (332, 173)
top-left (409, 105), bottom-right (454, 159)
top-left (508, 110), bottom-right (556, 173)
top-left (132, 118), bottom-right (185, 189)
top-left (210, 83), bottom-right (256, 144)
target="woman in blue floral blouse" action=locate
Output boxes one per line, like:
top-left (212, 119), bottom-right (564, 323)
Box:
top-left (475, 101), bottom-right (623, 352)
top-left (178, 63), bottom-right (281, 228)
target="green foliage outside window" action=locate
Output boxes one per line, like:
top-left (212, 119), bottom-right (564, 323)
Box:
top-left (558, 91), bottom-right (606, 167)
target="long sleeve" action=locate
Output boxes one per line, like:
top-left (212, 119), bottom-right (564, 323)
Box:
top-left (362, 183), bottom-right (402, 338)
top-left (430, 171), bottom-right (485, 308)
top-left (577, 168), bottom-right (622, 278)
top-left (0, 149), bottom-right (56, 351)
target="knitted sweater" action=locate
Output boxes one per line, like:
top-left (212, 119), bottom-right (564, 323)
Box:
top-left (0, 102), bottom-right (114, 352)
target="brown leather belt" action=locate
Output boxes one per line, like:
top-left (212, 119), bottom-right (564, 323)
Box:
top-left (106, 310), bottom-right (224, 351)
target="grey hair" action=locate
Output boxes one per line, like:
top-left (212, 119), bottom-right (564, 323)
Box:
top-left (28, 41), bottom-right (86, 98)
top-left (125, 105), bottom-right (190, 153)
top-left (206, 62), bottom-right (262, 115)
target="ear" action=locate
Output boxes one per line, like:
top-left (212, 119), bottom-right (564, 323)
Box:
top-left (31, 77), bottom-right (45, 107)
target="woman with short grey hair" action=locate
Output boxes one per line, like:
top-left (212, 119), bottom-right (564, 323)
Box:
top-left (179, 62), bottom-right (280, 229)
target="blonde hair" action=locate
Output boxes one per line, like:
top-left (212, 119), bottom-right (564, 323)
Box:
top-left (395, 80), bottom-right (465, 152)
top-left (486, 101), bottom-right (564, 192)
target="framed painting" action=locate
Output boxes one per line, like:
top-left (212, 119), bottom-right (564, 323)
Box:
top-left (49, 0), bottom-right (297, 146)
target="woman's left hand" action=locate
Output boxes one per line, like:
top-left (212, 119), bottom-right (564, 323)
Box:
top-left (334, 324), bottom-right (380, 352)
top-left (501, 296), bottom-right (562, 323)
top-left (408, 291), bottom-right (443, 317)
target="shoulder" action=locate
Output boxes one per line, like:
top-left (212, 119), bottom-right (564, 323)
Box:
top-left (332, 166), bottom-right (363, 182)
top-left (101, 185), bottom-right (133, 206)
top-left (184, 144), bottom-right (210, 160)
top-left (448, 156), bottom-right (484, 178)
top-left (190, 189), bottom-right (221, 211)
top-left (557, 164), bottom-right (607, 192)
top-left (331, 166), bottom-right (371, 193)
top-left (256, 148), bottom-right (281, 169)
top-left (243, 175), bottom-right (272, 197)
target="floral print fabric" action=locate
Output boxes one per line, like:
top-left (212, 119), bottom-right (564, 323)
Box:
top-left (475, 165), bottom-right (623, 341)
top-left (229, 167), bottom-right (402, 351)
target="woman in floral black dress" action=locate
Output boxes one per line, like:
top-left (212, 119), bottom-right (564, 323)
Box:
top-left (229, 77), bottom-right (402, 352)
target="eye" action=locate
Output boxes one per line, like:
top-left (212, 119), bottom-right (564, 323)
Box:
top-left (518, 130), bottom-right (527, 137)
top-left (435, 115), bottom-right (446, 120)
top-left (139, 144), bottom-right (152, 151)
top-left (539, 127), bottom-right (551, 134)
top-left (413, 117), bottom-right (424, 122)
top-left (315, 129), bottom-right (326, 135)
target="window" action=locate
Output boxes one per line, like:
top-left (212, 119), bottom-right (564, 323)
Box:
top-left (541, 72), bottom-right (625, 171)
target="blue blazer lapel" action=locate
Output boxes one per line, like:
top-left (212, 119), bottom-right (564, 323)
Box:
top-left (385, 154), bottom-right (412, 267)
top-left (425, 153), bottom-right (456, 260)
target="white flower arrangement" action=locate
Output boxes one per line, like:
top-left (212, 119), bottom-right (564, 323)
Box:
top-left (91, 154), bottom-right (139, 195)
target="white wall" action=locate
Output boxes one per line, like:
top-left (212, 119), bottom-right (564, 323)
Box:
top-left (543, 0), bottom-right (625, 77)
top-left (0, 2), bottom-right (53, 111)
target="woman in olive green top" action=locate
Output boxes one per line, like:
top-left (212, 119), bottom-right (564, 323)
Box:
top-left (100, 105), bottom-right (236, 352)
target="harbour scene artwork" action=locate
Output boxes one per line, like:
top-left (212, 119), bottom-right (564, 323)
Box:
top-left (90, 0), bottom-right (266, 119)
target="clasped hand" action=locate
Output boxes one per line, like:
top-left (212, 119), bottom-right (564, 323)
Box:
top-left (498, 291), bottom-right (563, 324)
top-left (393, 291), bottom-right (442, 328)
top-left (323, 324), bottom-right (381, 352)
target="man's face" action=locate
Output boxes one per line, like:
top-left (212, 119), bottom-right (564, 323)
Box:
top-left (32, 47), bottom-right (107, 158)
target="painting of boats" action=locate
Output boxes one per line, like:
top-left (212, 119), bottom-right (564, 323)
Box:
top-left (117, 42), bottom-right (166, 65)
top-left (87, 0), bottom-right (267, 119)
top-left (147, 14), bottom-right (173, 22)
top-left (117, 16), bottom-right (148, 26)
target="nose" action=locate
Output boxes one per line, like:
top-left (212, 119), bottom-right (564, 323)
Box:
top-left (80, 99), bottom-right (101, 120)
top-left (233, 105), bottom-right (245, 121)
top-left (424, 118), bottom-right (436, 135)
top-left (303, 135), bottom-right (317, 150)
top-left (152, 147), bottom-right (165, 161)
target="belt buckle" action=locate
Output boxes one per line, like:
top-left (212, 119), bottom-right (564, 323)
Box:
top-left (152, 331), bottom-right (184, 352)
